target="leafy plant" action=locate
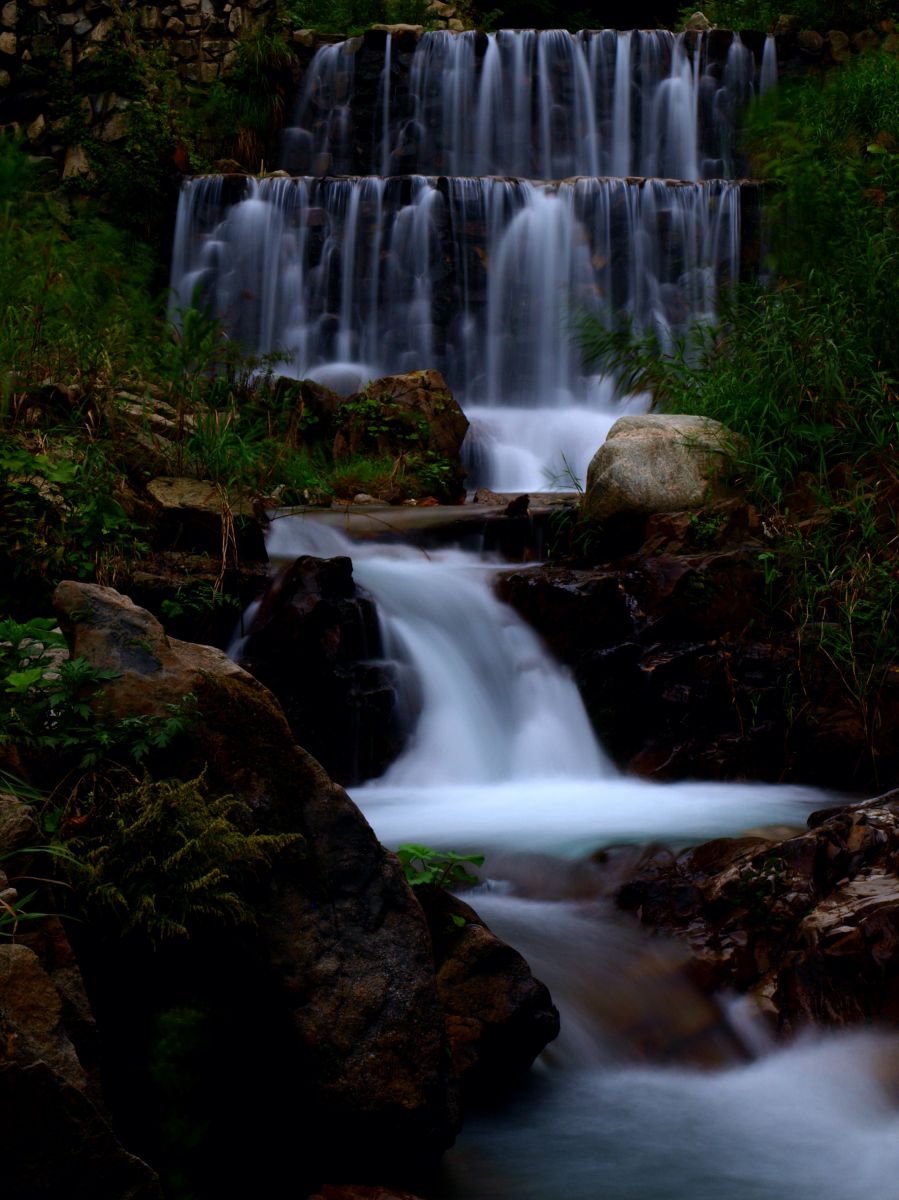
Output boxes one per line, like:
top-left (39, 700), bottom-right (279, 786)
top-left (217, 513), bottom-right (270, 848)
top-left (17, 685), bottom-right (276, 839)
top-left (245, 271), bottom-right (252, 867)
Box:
top-left (0, 617), bottom-right (197, 772)
top-left (396, 843), bottom-right (485, 889)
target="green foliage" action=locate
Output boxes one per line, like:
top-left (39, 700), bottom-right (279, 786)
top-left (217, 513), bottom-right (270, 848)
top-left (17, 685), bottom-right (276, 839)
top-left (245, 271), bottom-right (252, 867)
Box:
top-left (64, 773), bottom-right (301, 944)
top-left (0, 617), bottom-right (197, 771)
top-left (691, 0), bottom-right (892, 31)
top-left (0, 439), bottom-right (149, 610)
top-left (396, 843), bottom-right (485, 888)
top-left (576, 48), bottom-right (899, 752)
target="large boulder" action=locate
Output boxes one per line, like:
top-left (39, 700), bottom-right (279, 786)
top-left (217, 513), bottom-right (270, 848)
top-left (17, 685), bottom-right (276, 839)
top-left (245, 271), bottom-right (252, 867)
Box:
top-left (584, 414), bottom-right (743, 524)
top-left (51, 582), bottom-right (460, 1183)
top-left (238, 554), bottom-right (404, 785)
top-left (417, 886), bottom-right (560, 1089)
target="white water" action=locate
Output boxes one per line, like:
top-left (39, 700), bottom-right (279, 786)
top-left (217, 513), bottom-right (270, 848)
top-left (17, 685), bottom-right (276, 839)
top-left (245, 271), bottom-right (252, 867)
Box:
top-left (262, 512), bottom-right (898, 1200)
top-left (286, 29), bottom-right (773, 181)
top-left (171, 29), bottom-right (773, 489)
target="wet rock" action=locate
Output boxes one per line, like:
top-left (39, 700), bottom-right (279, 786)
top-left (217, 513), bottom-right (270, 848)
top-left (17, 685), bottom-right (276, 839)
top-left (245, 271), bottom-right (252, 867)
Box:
top-left (684, 11), bottom-right (712, 30)
top-left (584, 414), bottom-right (743, 524)
top-left (239, 554), bottom-right (404, 785)
top-left (418, 887), bottom-right (560, 1089)
top-left (616, 794), bottom-right (899, 1032)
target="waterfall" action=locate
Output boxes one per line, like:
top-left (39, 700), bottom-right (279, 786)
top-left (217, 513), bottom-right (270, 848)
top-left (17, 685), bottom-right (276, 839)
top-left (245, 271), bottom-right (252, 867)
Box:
top-left (256, 510), bottom-right (895, 1200)
top-left (170, 176), bottom-right (742, 393)
top-left (171, 28), bottom-right (775, 488)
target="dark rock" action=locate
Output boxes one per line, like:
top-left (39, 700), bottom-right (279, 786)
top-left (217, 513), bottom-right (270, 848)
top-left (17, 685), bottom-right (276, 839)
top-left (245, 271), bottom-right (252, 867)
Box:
top-left (0, 942), bottom-right (161, 1200)
top-left (615, 794), bottom-right (899, 1032)
top-left (504, 493), bottom-right (530, 518)
top-left (417, 886), bottom-right (560, 1089)
top-left (239, 554), bottom-right (404, 785)
top-left (51, 581), bottom-right (459, 1183)
top-left (145, 476), bottom-right (267, 561)
top-left (0, 1061), bottom-right (162, 1200)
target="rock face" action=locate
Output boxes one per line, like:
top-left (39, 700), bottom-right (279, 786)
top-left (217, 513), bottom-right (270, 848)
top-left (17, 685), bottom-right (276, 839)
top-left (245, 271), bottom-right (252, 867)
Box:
top-left (616, 794), bottom-right (899, 1032)
top-left (145, 475), bottom-right (267, 561)
top-left (498, 497), bottom-right (899, 790)
top-left (584, 414), bottom-right (743, 524)
top-left (498, 500), bottom-right (785, 779)
top-left (417, 887), bottom-right (560, 1089)
top-left (0, 795), bottom-right (161, 1199)
top-left (239, 554), bottom-right (404, 785)
top-left (52, 581), bottom-right (459, 1183)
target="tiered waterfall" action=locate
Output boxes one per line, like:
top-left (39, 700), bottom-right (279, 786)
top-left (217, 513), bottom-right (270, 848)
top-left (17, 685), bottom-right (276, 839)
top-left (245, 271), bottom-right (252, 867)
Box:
top-left (171, 28), bottom-right (773, 488)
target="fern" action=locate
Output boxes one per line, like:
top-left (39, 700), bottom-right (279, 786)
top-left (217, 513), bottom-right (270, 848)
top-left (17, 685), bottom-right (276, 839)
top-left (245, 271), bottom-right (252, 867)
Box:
top-left (64, 772), bottom-right (301, 944)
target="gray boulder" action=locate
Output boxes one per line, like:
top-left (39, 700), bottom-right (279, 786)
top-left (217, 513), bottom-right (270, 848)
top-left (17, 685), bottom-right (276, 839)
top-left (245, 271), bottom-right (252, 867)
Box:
top-left (584, 414), bottom-right (743, 523)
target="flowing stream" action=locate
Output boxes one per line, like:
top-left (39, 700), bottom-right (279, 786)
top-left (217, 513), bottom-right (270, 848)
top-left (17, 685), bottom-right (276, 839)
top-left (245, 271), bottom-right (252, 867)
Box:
top-left (262, 515), bottom-right (899, 1200)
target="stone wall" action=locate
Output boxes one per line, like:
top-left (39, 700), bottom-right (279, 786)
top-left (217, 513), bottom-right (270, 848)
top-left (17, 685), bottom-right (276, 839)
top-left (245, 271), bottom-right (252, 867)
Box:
top-left (0, 0), bottom-right (277, 164)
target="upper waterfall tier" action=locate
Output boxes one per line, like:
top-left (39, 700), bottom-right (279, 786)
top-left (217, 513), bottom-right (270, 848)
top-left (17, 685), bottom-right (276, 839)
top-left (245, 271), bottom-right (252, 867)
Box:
top-left (171, 174), bottom-right (749, 411)
top-left (282, 29), bottom-right (777, 182)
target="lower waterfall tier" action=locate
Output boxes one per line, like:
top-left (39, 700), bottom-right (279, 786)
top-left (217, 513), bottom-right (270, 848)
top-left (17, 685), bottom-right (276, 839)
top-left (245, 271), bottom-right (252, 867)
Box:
top-left (171, 174), bottom-right (752, 415)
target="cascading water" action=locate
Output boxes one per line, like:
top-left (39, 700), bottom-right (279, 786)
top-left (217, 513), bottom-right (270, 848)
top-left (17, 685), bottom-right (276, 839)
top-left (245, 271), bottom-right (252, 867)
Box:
top-left (170, 27), bottom-right (770, 490)
top-left (199, 27), bottom-right (899, 1198)
top-left (261, 513), bottom-right (899, 1200)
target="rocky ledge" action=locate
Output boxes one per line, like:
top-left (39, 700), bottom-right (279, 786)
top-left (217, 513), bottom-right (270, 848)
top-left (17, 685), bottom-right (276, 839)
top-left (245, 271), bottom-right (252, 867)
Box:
top-left (615, 794), bottom-right (899, 1033)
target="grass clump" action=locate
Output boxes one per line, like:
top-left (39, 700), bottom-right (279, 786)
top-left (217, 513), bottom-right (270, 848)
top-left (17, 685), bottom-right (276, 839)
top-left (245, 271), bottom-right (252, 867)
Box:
top-left (282, 0), bottom-right (432, 33)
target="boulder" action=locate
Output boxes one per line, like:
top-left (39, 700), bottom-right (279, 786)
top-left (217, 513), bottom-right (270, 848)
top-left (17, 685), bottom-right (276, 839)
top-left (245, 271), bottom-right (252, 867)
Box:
top-left (334, 370), bottom-right (469, 504)
top-left (584, 414), bottom-right (743, 525)
top-left (684, 11), bottom-right (712, 30)
top-left (51, 582), bottom-right (460, 1182)
top-left (418, 886), bottom-right (560, 1089)
top-left (238, 554), bottom-right (405, 785)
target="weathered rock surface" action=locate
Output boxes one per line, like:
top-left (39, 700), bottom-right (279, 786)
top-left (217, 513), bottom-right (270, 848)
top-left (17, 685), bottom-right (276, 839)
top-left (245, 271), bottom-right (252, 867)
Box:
top-left (418, 886), bottom-right (560, 1088)
top-left (616, 794), bottom-right (899, 1032)
top-left (584, 414), bottom-right (743, 524)
top-left (52, 581), bottom-right (459, 1181)
top-left (145, 475), bottom-right (267, 560)
top-left (47, 581), bottom-right (562, 1184)
top-left (238, 554), bottom-right (404, 785)
top-left (498, 500), bottom-right (784, 777)
top-left (498, 498), bottom-right (899, 789)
